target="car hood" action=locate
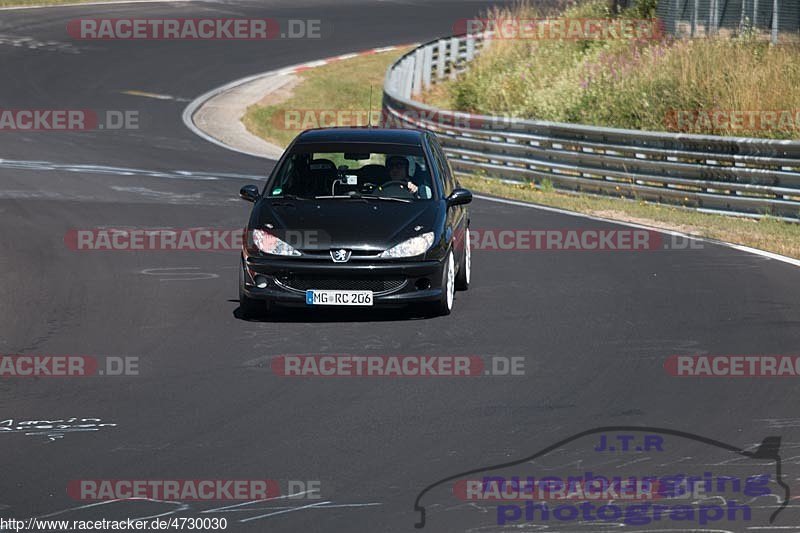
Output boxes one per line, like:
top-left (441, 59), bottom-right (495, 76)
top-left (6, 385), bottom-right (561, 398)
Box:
top-left (253, 199), bottom-right (441, 251)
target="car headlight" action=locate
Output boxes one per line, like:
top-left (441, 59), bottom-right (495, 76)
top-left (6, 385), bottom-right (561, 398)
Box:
top-left (379, 232), bottom-right (434, 258)
top-left (251, 229), bottom-right (301, 256)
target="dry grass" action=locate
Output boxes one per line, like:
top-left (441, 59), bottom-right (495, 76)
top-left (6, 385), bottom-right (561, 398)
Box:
top-left (243, 48), bottom-right (411, 148)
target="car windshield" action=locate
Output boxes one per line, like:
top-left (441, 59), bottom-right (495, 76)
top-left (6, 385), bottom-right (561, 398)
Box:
top-left (267, 142), bottom-right (434, 201)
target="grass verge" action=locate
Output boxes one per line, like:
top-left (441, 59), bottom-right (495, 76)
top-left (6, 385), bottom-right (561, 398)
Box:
top-left (242, 47), bottom-right (411, 148)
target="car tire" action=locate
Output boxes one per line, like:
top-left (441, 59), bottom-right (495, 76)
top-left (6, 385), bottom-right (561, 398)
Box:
top-left (455, 227), bottom-right (471, 291)
top-left (424, 250), bottom-right (455, 317)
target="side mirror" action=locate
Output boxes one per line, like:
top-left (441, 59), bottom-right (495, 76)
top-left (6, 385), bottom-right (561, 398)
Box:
top-left (446, 188), bottom-right (473, 207)
top-left (240, 185), bottom-right (260, 202)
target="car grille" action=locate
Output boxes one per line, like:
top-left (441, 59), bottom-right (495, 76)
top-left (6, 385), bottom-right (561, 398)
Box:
top-left (276, 275), bottom-right (407, 294)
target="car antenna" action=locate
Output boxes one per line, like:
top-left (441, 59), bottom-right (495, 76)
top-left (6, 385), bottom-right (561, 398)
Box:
top-left (367, 85), bottom-right (373, 128)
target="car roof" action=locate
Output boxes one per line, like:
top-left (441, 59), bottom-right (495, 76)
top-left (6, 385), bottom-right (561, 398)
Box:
top-left (294, 127), bottom-right (426, 146)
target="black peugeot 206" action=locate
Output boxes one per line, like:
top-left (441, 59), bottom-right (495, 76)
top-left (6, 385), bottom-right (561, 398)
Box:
top-left (237, 128), bottom-right (472, 318)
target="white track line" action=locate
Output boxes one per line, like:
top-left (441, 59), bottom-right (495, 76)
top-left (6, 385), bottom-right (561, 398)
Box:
top-left (181, 44), bottom-right (416, 160)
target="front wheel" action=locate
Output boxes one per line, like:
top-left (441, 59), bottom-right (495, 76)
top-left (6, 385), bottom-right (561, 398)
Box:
top-left (424, 250), bottom-right (455, 317)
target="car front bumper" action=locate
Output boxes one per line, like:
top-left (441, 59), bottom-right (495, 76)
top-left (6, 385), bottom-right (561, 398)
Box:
top-left (240, 254), bottom-right (445, 306)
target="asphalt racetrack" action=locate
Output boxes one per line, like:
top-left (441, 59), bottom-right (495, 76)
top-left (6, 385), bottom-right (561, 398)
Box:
top-left (1, 1), bottom-right (799, 531)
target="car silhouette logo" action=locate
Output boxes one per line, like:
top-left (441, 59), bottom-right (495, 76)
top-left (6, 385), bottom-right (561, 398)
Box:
top-left (412, 425), bottom-right (789, 529)
top-left (331, 249), bottom-right (351, 263)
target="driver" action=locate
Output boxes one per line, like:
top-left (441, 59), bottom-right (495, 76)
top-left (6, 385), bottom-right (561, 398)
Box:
top-left (385, 156), bottom-right (419, 195)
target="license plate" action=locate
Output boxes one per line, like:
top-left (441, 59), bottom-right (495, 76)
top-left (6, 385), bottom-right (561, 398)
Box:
top-left (305, 290), bottom-right (373, 306)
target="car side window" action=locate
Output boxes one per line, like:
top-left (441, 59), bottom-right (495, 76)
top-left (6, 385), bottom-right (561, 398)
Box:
top-left (269, 156), bottom-right (295, 195)
top-left (430, 137), bottom-right (454, 197)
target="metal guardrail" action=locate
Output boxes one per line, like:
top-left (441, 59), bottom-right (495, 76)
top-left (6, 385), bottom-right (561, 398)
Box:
top-left (382, 34), bottom-right (800, 220)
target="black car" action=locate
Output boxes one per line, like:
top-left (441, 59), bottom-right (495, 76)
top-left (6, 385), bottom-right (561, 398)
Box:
top-left (237, 128), bottom-right (472, 318)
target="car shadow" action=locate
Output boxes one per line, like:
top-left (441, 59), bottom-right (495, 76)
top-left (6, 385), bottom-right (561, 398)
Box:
top-left (229, 301), bottom-right (434, 322)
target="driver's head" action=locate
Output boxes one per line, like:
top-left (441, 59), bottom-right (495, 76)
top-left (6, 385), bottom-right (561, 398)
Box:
top-left (386, 156), bottom-right (409, 180)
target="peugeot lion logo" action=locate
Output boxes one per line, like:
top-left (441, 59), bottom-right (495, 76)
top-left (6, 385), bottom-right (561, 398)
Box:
top-left (331, 249), bottom-right (351, 263)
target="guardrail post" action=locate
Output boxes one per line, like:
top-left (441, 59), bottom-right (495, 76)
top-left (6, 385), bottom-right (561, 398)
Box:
top-left (402, 58), bottom-right (414, 100)
top-left (466, 34), bottom-right (476, 61)
top-left (753, 0), bottom-right (759, 28)
top-left (709, 0), bottom-right (717, 35)
top-left (387, 68), bottom-right (397, 96)
top-left (436, 40), bottom-right (446, 80)
top-left (771, 0), bottom-right (779, 44)
top-left (739, 0), bottom-right (746, 33)
top-left (422, 45), bottom-right (433, 89)
top-left (449, 37), bottom-right (459, 80)
top-left (412, 48), bottom-right (423, 96)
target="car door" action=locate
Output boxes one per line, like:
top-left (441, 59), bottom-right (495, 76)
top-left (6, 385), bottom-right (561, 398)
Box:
top-left (428, 134), bottom-right (468, 264)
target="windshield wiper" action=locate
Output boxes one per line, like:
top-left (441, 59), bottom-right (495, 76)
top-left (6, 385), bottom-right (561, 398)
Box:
top-left (314, 193), bottom-right (411, 203)
top-left (315, 194), bottom-right (365, 201)
top-left (269, 193), bottom-right (311, 206)
top-left (272, 193), bottom-right (309, 200)
top-left (364, 196), bottom-right (412, 203)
